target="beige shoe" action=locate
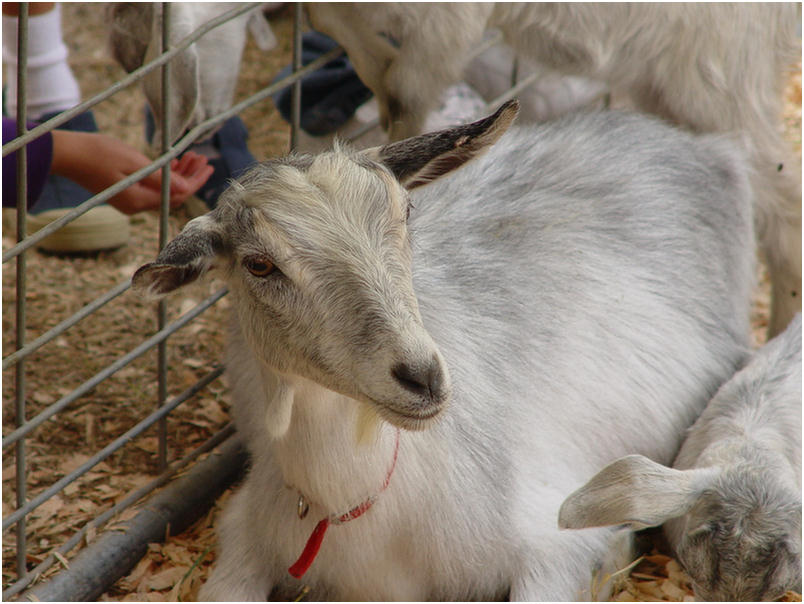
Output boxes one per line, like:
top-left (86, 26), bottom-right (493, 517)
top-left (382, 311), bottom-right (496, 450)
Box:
top-left (27, 206), bottom-right (130, 252)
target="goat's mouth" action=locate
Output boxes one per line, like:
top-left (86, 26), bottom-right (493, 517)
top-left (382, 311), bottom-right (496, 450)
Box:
top-left (368, 397), bottom-right (447, 432)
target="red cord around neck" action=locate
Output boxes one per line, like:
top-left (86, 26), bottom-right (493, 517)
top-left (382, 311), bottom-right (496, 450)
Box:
top-left (288, 427), bottom-right (401, 579)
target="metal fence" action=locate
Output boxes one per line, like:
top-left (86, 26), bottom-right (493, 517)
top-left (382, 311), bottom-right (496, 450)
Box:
top-left (2, 3), bottom-right (526, 600)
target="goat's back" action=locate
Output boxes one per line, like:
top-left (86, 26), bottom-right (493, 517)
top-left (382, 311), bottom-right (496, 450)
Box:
top-left (409, 111), bottom-right (754, 483)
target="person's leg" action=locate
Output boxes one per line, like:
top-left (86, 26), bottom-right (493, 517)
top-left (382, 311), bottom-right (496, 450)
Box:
top-left (3, 3), bottom-right (130, 252)
top-left (2, 3), bottom-right (81, 120)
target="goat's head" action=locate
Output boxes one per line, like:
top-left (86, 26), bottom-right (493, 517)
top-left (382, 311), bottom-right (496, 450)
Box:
top-left (558, 454), bottom-right (802, 601)
top-left (133, 101), bottom-right (519, 431)
top-left (673, 467), bottom-right (802, 602)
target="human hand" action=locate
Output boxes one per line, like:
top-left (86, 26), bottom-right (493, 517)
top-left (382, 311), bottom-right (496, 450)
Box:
top-left (50, 129), bottom-right (214, 214)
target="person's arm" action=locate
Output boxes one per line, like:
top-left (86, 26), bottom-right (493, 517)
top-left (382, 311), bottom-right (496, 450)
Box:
top-left (50, 129), bottom-right (214, 214)
top-left (3, 118), bottom-right (214, 213)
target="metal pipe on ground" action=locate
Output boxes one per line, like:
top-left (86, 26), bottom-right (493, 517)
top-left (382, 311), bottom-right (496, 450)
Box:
top-left (17, 437), bottom-right (248, 602)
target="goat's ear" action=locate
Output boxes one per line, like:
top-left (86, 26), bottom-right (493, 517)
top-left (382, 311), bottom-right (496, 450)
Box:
top-left (143, 5), bottom-right (200, 144)
top-left (362, 99), bottom-right (519, 189)
top-left (558, 455), bottom-right (716, 531)
top-left (132, 215), bottom-right (224, 300)
top-left (109, 3), bottom-right (198, 144)
top-left (109, 3), bottom-right (154, 73)
top-left (141, 43), bottom-right (199, 145)
top-left (247, 11), bottom-right (278, 51)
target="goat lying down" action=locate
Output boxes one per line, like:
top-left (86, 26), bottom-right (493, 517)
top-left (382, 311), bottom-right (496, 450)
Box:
top-left (308, 3), bottom-right (801, 337)
top-left (133, 103), bottom-right (756, 600)
top-left (560, 313), bottom-right (802, 601)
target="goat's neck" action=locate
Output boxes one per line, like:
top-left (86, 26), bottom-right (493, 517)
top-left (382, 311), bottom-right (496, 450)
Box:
top-left (266, 372), bottom-right (400, 516)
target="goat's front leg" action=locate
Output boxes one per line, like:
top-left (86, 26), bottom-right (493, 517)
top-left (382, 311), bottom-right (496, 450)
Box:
top-left (199, 485), bottom-right (279, 601)
top-left (509, 528), bottom-right (634, 602)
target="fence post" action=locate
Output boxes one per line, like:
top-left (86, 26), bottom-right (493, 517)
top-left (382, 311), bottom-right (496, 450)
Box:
top-left (157, 1), bottom-right (173, 472)
top-left (14, 1), bottom-right (30, 582)
top-left (290, 2), bottom-right (303, 151)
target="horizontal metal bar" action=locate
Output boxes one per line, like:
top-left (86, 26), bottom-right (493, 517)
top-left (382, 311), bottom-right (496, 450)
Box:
top-left (3, 365), bottom-right (225, 531)
top-left (20, 433), bottom-right (247, 602)
top-left (346, 117), bottom-right (381, 143)
top-left (2, 288), bottom-right (228, 450)
top-left (1, 3), bottom-right (261, 157)
top-left (484, 72), bottom-right (542, 114)
top-left (2, 422), bottom-right (236, 600)
top-left (2, 45), bottom-right (345, 265)
top-left (186, 45), bottom-right (345, 144)
top-left (472, 29), bottom-right (504, 59)
top-left (3, 279), bottom-right (131, 370)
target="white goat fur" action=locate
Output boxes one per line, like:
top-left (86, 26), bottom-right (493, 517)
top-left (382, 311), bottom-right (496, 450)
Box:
top-left (133, 105), bottom-right (756, 600)
top-left (307, 3), bottom-right (801, 338)
top-left (560, 314), bottom-right (802, 601)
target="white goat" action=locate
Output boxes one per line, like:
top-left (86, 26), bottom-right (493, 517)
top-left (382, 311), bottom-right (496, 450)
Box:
top-left (307, 3), bottom-right (801, 338)
top-left (133, 103), bottom-right (756, 600)
top-left (559, 313), bottom-right (802, 601)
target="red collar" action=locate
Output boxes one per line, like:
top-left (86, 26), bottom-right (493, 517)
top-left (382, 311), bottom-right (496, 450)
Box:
top-left (288, 427), bottom-right (401, 579)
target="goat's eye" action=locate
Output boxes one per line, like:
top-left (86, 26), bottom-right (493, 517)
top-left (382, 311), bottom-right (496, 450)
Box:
top-left (243, 256), bottom-right (276, 277)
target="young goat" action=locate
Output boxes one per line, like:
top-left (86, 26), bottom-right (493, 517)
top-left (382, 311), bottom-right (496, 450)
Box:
top-left (133, 103), bottom-right (756, 600)
top-left (308, 3), bottom-right (801, 337)
top-left (560, 314), bottom-right (802, 601)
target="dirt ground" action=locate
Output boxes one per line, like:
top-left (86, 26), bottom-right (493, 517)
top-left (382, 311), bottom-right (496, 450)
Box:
top-left (1, 3), bottom-right (801, 602)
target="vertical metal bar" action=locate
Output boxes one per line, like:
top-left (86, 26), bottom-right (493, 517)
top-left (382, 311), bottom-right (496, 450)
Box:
top-left (290, 2), bottom-right (303, 151)
top-left (156, 2), bottom-right (172, 472)
top-left (14, 2), bottom-right (29, 581)
top-left (511, 57), bottom-right (519, 88)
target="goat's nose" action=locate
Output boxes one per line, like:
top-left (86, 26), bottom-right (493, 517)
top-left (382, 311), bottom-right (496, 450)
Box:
top-left (392, 358), bottom-right (444, 399)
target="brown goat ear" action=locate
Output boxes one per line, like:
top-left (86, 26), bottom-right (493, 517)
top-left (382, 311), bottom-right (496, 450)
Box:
top-left (363, 99), bottom-right (520, 189)
top-left (132, 215), bottom-right (224, 300)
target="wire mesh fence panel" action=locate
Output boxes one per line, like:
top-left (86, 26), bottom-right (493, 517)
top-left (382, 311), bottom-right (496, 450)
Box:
top-left (1, 3), bottom-right (299, 599)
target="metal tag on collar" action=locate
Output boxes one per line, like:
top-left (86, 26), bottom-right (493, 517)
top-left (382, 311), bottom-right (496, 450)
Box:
top-left (297, 494), bottom-right (310, 520)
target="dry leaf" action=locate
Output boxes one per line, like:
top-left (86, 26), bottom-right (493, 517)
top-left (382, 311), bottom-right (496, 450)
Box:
top-left (660, 579), bottom-right (688, 600)
top-left (28, 496), bottom-right (63, 530)
top-left (31, 391), bottom-right (55, 405)
top-left (60, 453), bottom-right (92, 476)
top-left (182, 358), bottom-right (207, 369)
top-left (144, 565), bottom-right (188, 592)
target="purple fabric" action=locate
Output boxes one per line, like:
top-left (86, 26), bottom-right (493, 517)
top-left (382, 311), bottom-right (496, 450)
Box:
top-left (3, 117), bottom-right (54, 208)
